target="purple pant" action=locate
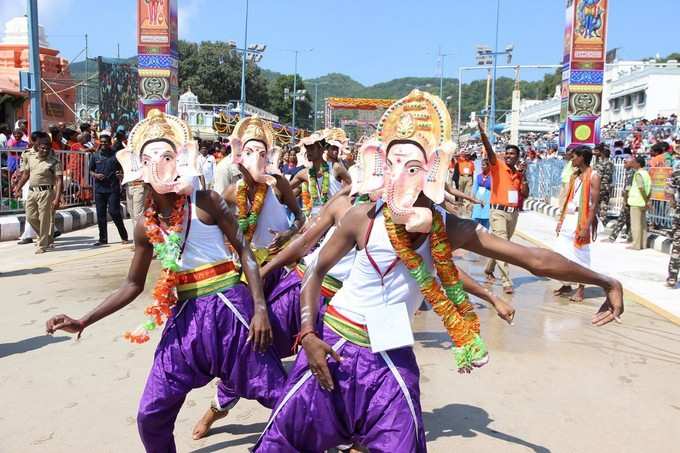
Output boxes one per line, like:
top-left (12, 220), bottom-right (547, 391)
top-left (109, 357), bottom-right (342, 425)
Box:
top-left (137, 283), bottom-right (287, 453)
top-left (215, 270), bottom-right (302, 410)
top-left (253, 323), bottom-right (427, 453)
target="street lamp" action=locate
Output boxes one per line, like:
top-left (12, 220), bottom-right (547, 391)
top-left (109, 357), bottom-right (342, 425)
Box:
top-left (229, 0), bottom-right (267, 118)
top-left (434, 47), bottom-right (454, 99)
top-left (312, 81), bottom-right (327, 131)
top-left (282, 48), bottom-right (313, 144)
top-left (476, 0), bottom-right (513, 145)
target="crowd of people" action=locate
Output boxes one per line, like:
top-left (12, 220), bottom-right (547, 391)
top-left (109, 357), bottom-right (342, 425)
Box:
top-left (33, 90), bottom-right (629, 452)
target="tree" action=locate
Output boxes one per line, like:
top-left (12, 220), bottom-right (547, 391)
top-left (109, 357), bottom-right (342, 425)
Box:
top-left (268, 75), bottom-right (312, 129)
top-left (177, 40), bottom-right (269, 109)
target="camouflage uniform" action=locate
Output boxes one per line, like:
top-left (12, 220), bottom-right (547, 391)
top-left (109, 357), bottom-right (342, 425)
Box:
top-left (595, 158), bottom-right (614, 220)
top-left (609, 167), bottom-right (634, 241)
top-left (667, 167), bottom-right (680, 285)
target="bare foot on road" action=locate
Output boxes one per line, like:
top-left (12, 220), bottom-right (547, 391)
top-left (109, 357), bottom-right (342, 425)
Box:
top-left (192, 407), bottom-right (228, 440)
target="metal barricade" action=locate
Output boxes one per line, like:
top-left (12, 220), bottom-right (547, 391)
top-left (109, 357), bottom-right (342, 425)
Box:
top-left (0, 147), bottom-right (94, 214)
top-left (526, 157), bottom-right (674, 234)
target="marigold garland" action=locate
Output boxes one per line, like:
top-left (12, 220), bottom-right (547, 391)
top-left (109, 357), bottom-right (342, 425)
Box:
top-left (236, 180), bottom-right (268, 242)
top-left (301, 163), bottom-right (330, 216)
top-left (124, 195), bottom-right (187, 344)
top-left (383, 207), bottom-right (488, 371)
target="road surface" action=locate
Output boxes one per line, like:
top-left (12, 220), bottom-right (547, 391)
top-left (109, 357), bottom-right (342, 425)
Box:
top-left (1, 220), bottom-right (679, 452)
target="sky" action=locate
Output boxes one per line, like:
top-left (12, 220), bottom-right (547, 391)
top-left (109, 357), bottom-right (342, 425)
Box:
top-left (1, 0), bottom-right (678, 86)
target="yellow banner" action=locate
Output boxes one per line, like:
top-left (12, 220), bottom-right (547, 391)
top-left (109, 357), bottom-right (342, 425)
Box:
top-left (649, 167), bottom-right (673, 202)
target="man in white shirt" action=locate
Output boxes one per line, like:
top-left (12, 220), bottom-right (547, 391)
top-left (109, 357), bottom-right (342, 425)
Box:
top-left (198, 144), bottom-right (216, 190)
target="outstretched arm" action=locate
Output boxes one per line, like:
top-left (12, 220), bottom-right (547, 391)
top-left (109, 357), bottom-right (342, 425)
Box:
top-left (299, 204), bottom-right (368, 391)
top-left (289, 168), bottom-right (309, 191)
top-left (269, 175), bottom-right (306, 251)
top-left (478, 118), bottom-right (498, 166)
top-left (206, 191), bottom-right (272, 351)
top-left (447, 214), bottom-right (623, 326)
top-left (46, 219), bottom-right (153, 336)
top-left (457, 268), bottom-right (514, 323)
top-left (446, 181), bottom-right (482, 205)
top-left (333, 161), bottom-right (352, 186)
top-left (260, 190), bottom-right (341, 278)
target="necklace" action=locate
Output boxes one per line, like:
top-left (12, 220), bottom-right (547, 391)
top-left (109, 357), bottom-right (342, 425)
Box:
top-left (302, 163), bottom-right (330, 215)
top-left (124, 195), bottom-right (187, 344)
top-left (236, 180), bottom-right (268, 242)
top-left (383, 206), bottom-right (487, 371)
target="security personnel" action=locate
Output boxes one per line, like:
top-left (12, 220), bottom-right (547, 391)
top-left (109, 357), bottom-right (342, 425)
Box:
top-left (89, 132), bottom-right (130, 246)
top-left (667, 167), bottom-right (680, 288)
top-left (13, 132), bottom-right (63, 254)
top-left (594, 143), bottom-right (614, 221)
top-left (608, 157), bottom-right (634, 243)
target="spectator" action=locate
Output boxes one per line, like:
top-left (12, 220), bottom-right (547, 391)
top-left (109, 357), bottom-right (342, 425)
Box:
top-left (558, 148), bottom-right (574, 208)
top-left (594, 144), bottom-right (614, 220)
top-left (456, 151), bottom-right (475, 217)
top-left (281, 149), bottom-right (303, 180)
top-left (479, 121), bottom-right (529, 294)
top-left (198, 143), bottom-right (216, 190)
top-left (627, 156), bottom-right (651, 250)
top-left (7, 128), bottom-right (29, 175)
top-left (89, 133), bottom-right (130, 246)
top-left (12, 132), bottom-right (63, 254)
top-left (0, 124), bottom-right (9, 147)
top-left (471, 158), bottom-right (492, 229)
top-left (48, 125), bottom-right (64, 151)
top-left (666, 165), bottom-right (680, 288)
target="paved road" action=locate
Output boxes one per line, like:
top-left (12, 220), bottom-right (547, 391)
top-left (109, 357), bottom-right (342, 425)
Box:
top-left (1, 221), bottom-right (679, 453)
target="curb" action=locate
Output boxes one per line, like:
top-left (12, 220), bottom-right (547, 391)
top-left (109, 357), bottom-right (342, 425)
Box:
top-left (0, 203), bottom-right (128, 242)
top-left (522, 198), bottom-right (672, 255)
top-left (513, 229), bottom-right (680, 326)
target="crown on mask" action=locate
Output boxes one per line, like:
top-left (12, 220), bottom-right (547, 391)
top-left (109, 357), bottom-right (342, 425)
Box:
top-left (231, 115), bottom-right (274, 151)
top-left (128, 109), bottom-right (192, 153)
top-left (377, 89), bottom-right (451, 155)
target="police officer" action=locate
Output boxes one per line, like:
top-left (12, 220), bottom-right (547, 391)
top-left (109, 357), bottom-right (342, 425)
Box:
top-left (89, 132), bottom-right (130, 246)
top-left (666, 167), bottom-right (680, 288)
top-left (594, 143), bottom-right (614, 221)
top-left (13, 132), bottom-right (63, 254)
top-left (608, 155), bottom-right (634, 243)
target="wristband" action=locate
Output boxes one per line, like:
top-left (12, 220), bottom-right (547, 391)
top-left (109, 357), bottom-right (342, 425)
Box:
top-left (292, 328), bottom-right (318, 353)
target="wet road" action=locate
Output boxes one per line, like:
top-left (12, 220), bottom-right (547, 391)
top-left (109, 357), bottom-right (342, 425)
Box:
top-left (1, 222), bottom-right (679, 453)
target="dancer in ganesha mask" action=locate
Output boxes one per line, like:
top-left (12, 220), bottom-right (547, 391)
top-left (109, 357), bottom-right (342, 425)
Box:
top-left (254, 90), bottom-right (624, 452)
top-left (291, 129), bottom-right (352, 217)
top-left (45, 110), bottom-right (287, 453)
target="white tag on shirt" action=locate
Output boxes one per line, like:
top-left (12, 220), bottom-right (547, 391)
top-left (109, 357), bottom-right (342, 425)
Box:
top-left (364, 302), bottom-right (414, 353)
top-left (463, 168), bottom-right (470, 175)
top-left (507, 190), bottom-right (518, 204)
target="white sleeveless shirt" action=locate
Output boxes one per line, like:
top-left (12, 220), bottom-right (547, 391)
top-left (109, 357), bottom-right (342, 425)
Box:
top-left (175, 190), bottom-right (234, 271)
top-left (303, 225), bottom-right (356, 280)
top-left (331, 207), bottom-right (433, 325)
top-left (251, 185), bottom-right (291, 249)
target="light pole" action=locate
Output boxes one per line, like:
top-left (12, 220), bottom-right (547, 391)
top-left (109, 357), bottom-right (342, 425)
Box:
top-left (232, 0), bottom-right (267, 118)
top-left (313, 81), bottom-right (327, 131)
top-left (282, 48), bottom-right (312, 144)
top-left (478, 0), bottom-right (513, 145)
top-left (436, 47), bottom-right (453, 99)
top-left (27, 0), bottom-right (42, 130)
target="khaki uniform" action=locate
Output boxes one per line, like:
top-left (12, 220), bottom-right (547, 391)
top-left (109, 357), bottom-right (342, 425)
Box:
top-left (126, 181), bottom-right (148, 222)
top-left (23, 153), bottom-right (62, 250)
top-left (484, 208), bottom-right (519, 287)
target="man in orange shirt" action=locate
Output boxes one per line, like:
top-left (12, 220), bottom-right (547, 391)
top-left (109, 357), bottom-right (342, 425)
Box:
top-left (478, 120), bottom-right (529, 294)
top-left (456, 150), bottom-right (476, 217)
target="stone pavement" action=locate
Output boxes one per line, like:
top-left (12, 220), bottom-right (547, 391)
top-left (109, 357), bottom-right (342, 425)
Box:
top-left (516, 210), bottom-right (680, 323)
top-left (0, 222), bottom-right (679, 452)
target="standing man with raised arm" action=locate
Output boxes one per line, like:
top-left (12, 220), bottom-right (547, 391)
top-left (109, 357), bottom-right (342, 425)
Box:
top-left (478, 120), bottom-right (529, 294)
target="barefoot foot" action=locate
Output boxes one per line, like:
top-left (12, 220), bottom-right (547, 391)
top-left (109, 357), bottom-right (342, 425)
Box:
top-left (552, 285), bottom-right (573, 296)
top-left (192, 407), bottom-right (228, 440)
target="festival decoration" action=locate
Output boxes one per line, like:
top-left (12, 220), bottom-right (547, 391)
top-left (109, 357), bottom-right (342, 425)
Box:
top-left (124, 195), bottom-right (187, 343)
top-left (384, 207), bottom-right (487, 371)
top-left (236, 180), bottom-right (268, 242)
top-left (560, 0), bottom-right (608, 149)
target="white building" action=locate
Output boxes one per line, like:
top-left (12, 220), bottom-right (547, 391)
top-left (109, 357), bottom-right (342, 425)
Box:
top-left (602, 60), bottom-right (680, 123)
top-left (515, 60), bottom-right (680, 128)
top-left (178, 88), bottom-right (279, 140)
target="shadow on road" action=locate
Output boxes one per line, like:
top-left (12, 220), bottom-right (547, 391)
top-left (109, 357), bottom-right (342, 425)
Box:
top-left (0, 267), bottom-right (51, 277)
top-left (0, 335), bottom-right (69, 359)
top-left (190, 433), bottom-right (260, 453)
top-left (424, 403), bottom-right (551, 453)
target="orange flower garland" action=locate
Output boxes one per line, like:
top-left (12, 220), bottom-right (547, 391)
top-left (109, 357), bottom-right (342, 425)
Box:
top-left (124, 195), bottom-right (187, 344)
top-left (301, 182), bottom-right (312, 216)
top-left (383, 207), bottom-right (487, 371)
top-left (236, 180), bottom-right (267, 242)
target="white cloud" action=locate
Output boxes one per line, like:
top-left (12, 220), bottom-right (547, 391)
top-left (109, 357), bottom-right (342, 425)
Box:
top-left (0, 0), bottom-right (74, 41)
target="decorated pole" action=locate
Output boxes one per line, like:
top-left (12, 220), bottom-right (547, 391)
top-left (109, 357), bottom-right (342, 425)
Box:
top-left (560, 0), bottom-right (609, 150)
top-left (137, 0), bottom-right (179, 119)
